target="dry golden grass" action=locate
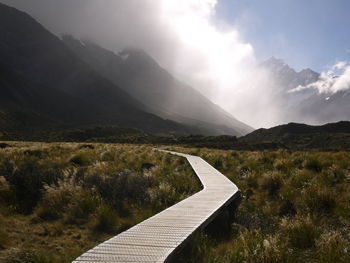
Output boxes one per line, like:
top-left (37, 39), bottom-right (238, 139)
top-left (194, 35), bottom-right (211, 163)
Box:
top-left (168, 147), bottom-right (350, 263)
top-left (1, 142), bottom-right (350, 262)
top-left (0, 142), bottom-right (200, 262)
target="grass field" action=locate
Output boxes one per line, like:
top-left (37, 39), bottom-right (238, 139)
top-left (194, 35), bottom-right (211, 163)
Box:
top-left (169, 147), bottom-right (350, 263)
top-left (0, 142), bottom-right (349, 262)
top-left (0, 142), bottom-right (200, 262)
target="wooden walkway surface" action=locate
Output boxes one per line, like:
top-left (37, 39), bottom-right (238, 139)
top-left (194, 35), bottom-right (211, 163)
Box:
top-left (73, 150), bottom-right (240, 263)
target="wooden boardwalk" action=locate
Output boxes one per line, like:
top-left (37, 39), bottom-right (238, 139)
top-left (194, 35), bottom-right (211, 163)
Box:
top-left (73, 150), bottom-right (240, 263)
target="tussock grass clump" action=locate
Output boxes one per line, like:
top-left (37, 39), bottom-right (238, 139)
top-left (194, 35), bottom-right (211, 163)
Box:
top-left (278, 199), bottom-right (297, 216)
top-left (0, 217), bottom-right (10, 249)
top-left (66, 190), bottom-right (99, 223)
top-left (69, 152), bottom-right (92, 166)
top-left (94, 204), bottom-right (118, 234)
top-left (260, 172), bottom-right (283, 198)
top-left (35, 185), bottom-right (72, 220)
top-left (0, 156), bottom-right (63, 213)
top-left (36, 182), bottom-right (99, 223)
top-left (198, 230), bottom-right (289, 263)
top-left (281, 216), bottom-right (318, 249)
top-left (4, 248), bottom-right (65, 263)
top-left (316, 231), bottom-right (350, 263)
top-left (0, 143), bottom-right (10, 149)
top-left (84, 170), bottom-right (150, 212)
top-left (304, 157), bottom-right (323, 173)
top-left (303, 186), bottom-right (336, 214)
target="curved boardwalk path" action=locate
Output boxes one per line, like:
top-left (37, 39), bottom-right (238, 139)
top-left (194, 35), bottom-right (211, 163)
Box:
top-left (73, 150), bottom-right (240, 263)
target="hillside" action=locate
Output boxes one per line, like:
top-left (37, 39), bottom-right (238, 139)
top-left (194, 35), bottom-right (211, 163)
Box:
top-left (240, 121), bottom-right (350, 150)
top-left (62, 36), bottom-right (253, 136)
top-left (0, 3), bottom-right (197, 135)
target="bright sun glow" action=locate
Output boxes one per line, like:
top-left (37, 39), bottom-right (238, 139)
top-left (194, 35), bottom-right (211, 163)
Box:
top-left (161, 0), bottom-right (255, 102)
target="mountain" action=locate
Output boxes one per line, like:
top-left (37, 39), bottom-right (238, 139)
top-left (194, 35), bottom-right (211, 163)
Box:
top-left (260, 57), bottom-right (320, 91)
top-left (296, 86), bottom-right (350, 124)
top-left (258, 57), bottom-right (350, 125)
top-left (62, 36), bottom-right (253, 136)
top-left (0, 3), bottom-right (197, 135)
top-left (240, 121), bottom-right (350, 150)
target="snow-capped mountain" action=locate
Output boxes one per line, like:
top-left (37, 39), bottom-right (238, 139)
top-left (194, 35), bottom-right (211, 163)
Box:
top-left (258, 57), bottom-right (349, 126)
top-left (259, 57), bottom-right (319, 91)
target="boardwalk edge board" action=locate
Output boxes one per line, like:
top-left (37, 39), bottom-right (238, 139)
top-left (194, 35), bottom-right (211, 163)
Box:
top-left (72, 150), bottom-right (240, 263)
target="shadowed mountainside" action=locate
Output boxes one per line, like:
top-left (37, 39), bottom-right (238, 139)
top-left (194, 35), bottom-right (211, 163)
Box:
top-left (239, 121), bottom-right (350, 150)
top-left (62, 36), bottom-right (253, 136)
top-left (0, 3), bottom-right (198, 135)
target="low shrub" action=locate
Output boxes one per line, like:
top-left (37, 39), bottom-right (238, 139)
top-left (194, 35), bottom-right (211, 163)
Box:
top-left (1, 157), bottom-right (62, 213)
top-left (148, 182), bottom-right (178, 211)
top-left (304, 157), bottom-right (323, 173)
top-left (100, 151), bottom-right (114, 162)
top-left (85, 170), bottom-right (149, 211)
top-left (0, 143), bottom-right (10, 149)
top-left (316, 231), bottom-right (350, 263)
top-left (0, 224), bottom-right (10, 248)
top-left (213, 158), bottom-right (223, 169)
top-left (260, 172), bottom-right (283, 198)
top-left (208, 230), bottom-right (288, 263)
top-left (279, 199), bottom-right (297, 217)
top-left (282, 216), bottom-right (318, 249)
top-left (35, 185), bottom-right (72, 220)
top-left (94, 204), bottom-right (118, 233)
top-left (303, 187), bottom-right (336, 214)
top-left (69, 152), bottom-right (91, 166)
top-left (65, 190), bottom-right (99, 223)
top-left (4, 249), bottom-right (53, 263)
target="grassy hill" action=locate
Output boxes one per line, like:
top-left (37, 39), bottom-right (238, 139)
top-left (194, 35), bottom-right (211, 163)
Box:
top-left (240, 121), bottom-right (350, 150)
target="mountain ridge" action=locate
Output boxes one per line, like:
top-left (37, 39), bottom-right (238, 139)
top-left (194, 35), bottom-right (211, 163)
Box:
top-left (258, 56), bottom-right (349, 126)
top-left (0, 2), bottom-right (199, 135)
top-left (62, 35), bottom-right (253, 136)
top-left (238, 120), bottom-right (350, 150)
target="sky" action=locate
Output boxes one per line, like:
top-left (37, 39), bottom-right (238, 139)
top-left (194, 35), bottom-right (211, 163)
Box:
top-left (1, 0), bottom-right (349, 128)
top-left (216, 0), bottom-right (350, 72)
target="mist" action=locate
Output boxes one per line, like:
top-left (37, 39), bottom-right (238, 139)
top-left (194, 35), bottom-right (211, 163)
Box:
top-left (2, 0), bottom-right (346, 129)
top-left (290, 61), bottom-right (350, 95)
top-left (1, 1), bottom-right (265, 122)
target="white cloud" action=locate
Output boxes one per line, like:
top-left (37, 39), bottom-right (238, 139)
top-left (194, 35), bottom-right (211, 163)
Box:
top-left (159, 0), bottom-right (256, 99)
top-left (333, 61), bottom-right (347, 70)
top-left (289, 61), bottom-right (350, 94)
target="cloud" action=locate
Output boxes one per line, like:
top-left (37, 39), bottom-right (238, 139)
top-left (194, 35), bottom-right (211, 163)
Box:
top-left (7, 0), bottom-right (312, 130)
top-left (289, 61), bottom-right (350, 94)
top-left (0, 0), bottom-right (255, 99)
top-left (161, 0), bottom-right (256, 98)
top-left (333, 61), bottom-right (347, 70)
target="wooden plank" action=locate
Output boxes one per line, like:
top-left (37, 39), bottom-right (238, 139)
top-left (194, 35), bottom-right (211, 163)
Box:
top-left (72, 150), bottom-right (239, 263)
